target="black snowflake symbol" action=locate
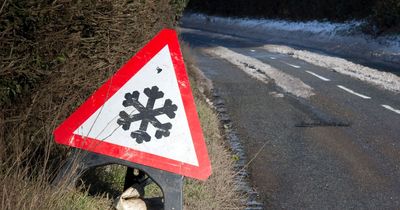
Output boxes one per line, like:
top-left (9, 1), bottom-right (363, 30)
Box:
top-left (117, 86), bottom-right (178, 144)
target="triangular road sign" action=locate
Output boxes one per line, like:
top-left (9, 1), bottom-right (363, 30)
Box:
top-left (54, 29), bottom-right (211, 180)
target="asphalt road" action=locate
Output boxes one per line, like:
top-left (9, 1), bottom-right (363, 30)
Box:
top-left (180, 27), bottom-right (400, 209)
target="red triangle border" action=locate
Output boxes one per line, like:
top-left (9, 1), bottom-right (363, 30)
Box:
top-left (53, 29), bottom-right (211, 180)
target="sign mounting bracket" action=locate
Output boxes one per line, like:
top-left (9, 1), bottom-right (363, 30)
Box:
top-left (52, 149), bottom-right (183, 210)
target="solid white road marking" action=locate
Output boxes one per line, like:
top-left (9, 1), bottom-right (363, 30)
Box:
top-left (337, 85), bottom-right (371, 99)
top-left (270, 56), bottom-right (276, 60)
top-left (305, 71), bottom-right (331, 81)
top-left (284, 62), bottom-right (301, 68)
top-left (382, 105), bottom-right (400, 115)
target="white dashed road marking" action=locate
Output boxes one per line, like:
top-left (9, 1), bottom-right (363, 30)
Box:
top-left (305, 71), bottom-right (331, 81)
top-left (270, 56), bottom-right (276, 60)
top-left (284, 62), bottom-right (301, 68)
top-left (204, 46), bottom-right (315, 98)
top-left (250, 49), bottom-right (256, 52)
top-left (381, 105), bottom-right (400, 115)
top-left (337, 85), bottom-right (371, 99)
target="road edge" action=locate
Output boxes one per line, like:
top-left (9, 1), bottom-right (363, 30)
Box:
top-left (187, 63), bottom-right (264, 209)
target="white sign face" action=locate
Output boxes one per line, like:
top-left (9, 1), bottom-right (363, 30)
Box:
top-left (55, 29), bottom-right (211, 180)
top-left (73, 46), bottom-right (199, 166)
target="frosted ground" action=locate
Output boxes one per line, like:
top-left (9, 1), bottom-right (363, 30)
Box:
top-left (181, 13), bottom-right (400, 68)
top-left (181, 13), bottom-right (400, 93)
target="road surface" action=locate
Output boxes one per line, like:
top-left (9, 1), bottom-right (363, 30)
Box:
top-left (180, 27), bottom-right (400, 209)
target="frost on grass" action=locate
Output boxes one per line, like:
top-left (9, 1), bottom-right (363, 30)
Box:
top-left (203, 46), bottom-right (314, 98)
top-left (186, 13), bottom-right (362, 35)
top-left (182, 14), bottom-right (400, 65)
top-left (263, 45), bottom-right (400, 93)
top-left (117, 86), bottom-right (178, 144)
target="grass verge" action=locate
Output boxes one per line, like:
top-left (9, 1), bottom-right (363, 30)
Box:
top-left (181, 43), bottom-right (244, 209)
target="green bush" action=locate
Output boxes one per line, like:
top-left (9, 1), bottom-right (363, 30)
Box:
top-left (0, 0), bottom-right (188, 209)
top-left (186, 0), bottom-right (400, 34)
top-left (187, 0), bottom-right (375, 21)
top-left (170, 0), bottom-right (190, 20)
top-left (370, 0), bottom-right (400, 34)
